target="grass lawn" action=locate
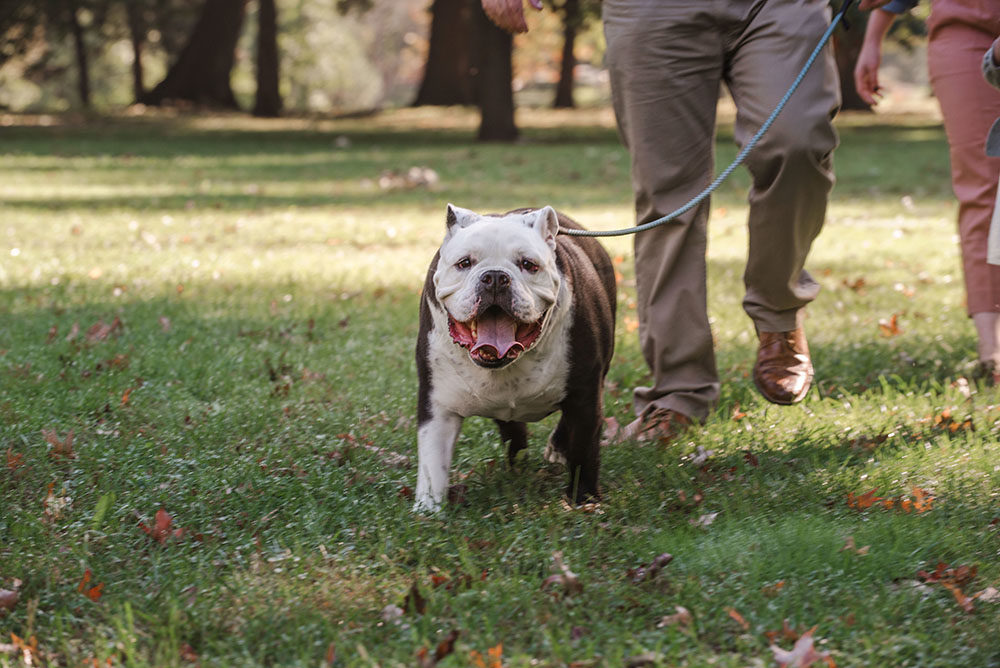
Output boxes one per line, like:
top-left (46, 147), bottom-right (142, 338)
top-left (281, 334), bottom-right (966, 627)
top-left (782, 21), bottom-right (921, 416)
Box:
top-left (1, 106), bottom-right (999, 667)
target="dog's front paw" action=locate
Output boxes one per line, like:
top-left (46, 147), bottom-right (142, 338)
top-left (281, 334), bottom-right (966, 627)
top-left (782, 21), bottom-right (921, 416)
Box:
top-left (413, 494), bottom-right (442, 514)
top-left (543, 433), bottom-right (567, 466)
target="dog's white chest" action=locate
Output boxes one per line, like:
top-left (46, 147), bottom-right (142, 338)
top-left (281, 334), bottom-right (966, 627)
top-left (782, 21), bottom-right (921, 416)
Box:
top-left (426, 312), bottom-right (571, 423)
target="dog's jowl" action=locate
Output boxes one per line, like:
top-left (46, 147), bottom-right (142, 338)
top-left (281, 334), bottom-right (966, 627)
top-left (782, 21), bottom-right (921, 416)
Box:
top-left (414, 205), bottom-right (616, 512)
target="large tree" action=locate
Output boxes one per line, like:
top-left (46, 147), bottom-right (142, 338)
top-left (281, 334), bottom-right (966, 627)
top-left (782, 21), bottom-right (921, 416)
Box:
top-left (415, 0), bottom-right (517, 141)
top-left (412, 0), bottom-right (475, 106)
top-left (252, 0), bottom-right (281, 116)
top-left (551, 0), bottom-right (600, 108)
top-left (66, 0), bottom-right (92, 107)
top-left (473, 0), bottom-right (517, 141)
top-left (139, 0), bottom-right (248, 109)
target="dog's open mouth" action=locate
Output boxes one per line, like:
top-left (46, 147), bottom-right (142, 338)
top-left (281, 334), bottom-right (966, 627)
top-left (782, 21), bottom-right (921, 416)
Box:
top-left (449, 305), bottom-right (545, 368)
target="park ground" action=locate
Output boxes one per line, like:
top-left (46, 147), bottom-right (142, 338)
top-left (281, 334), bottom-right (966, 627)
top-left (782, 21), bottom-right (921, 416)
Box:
top-left (0, 107), bottom-right (999, 667)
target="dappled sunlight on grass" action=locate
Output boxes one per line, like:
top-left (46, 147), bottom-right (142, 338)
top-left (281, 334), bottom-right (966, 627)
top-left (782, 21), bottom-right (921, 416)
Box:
top-left (2, 109), bottom-right (998, 667)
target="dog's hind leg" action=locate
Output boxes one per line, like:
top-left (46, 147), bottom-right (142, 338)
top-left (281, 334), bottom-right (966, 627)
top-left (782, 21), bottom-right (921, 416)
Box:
top-left (555, 395), bottom-right (602, 504)
top-left (495, 420), bottom-right (528, 467)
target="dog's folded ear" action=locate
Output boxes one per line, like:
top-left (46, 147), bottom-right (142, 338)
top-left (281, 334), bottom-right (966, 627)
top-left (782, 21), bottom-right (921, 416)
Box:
top-left (446, 203), bottom-right (479, 236)
top-left (531, 206), bottom-right (560, 250)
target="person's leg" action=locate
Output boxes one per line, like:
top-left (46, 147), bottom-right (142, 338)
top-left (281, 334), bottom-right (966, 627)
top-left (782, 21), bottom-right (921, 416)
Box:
top-left (723, 0), bottom-right (840, 332)
top-left (927, 23), bottom-right (1000, 365)
top-left (603, 0), bottom-right (725, 421)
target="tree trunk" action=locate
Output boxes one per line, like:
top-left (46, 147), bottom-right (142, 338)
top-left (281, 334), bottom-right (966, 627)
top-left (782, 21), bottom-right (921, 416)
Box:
top-left (473, 1), bottom-right (517, 141)
top-left (412, 0), bottom-right (475, 106)
top-left (253, 0), bottom-right (281, 117)
top-left (68, 1), bottom-right (91, 108)
top-left (832, 12), bottom-right (872, 112)
top-left (553, 0), bottom-right (579, 109)
top-left (125, 0), bottom-right (146, 101)
top-left (140, 0), bottom-right (248, 109)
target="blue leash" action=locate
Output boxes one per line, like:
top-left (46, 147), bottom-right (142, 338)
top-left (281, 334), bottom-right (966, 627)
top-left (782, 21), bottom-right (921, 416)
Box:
top-left (561, 0), bottom-right (856, 238)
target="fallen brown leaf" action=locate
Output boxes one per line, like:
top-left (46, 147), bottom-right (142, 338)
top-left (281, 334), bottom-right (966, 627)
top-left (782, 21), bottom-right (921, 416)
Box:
top-left (541, 550), bottom-right (583, 596)
top-left (0, 588), bottom-right (18, 614)
top-left (656, 605), bottom-right (692, 630)
top-left (840, 536), bottom-right (870, 556)
top-left (624, 652), bottom-right (663, 668)
top-left (403, 581), bottom-right (427, 614)
top-left (878, 313), bottom-right (902, 338)
top-left (469, 643), bottom-right (503, 668)
top-left (762, 580), bottom-right (786, 597)
top-left (627, 553), bottom-right (673, 584)
top-left (846, 489), bottom-right (882, 510)
top-left (85, 317), bottom-right (123, 343)
top-left (5, 448), bottom-right (24, 471)
top-left (324, 642), bottom-right (336, 667)
top-left (770, 626), bottom-right (835, 667)
top-left (138, 509), bottom-right (186, 544)
top-left (764, 619), bottom-right (801, 644)
top-left (690, 511), bottom-right (719, 528)
top-left (42, 428), bottom-right (75, 459)
top-left (974, 586), bottom-right (1000, 603)
top-left (180, 644), bottom-right (199, 663)
top-left (77, 569), bottom-right (105, 601)
top-left (726, 607), bottom-right (750, 631)
top-left (417, 629), bottom-right (460, 667)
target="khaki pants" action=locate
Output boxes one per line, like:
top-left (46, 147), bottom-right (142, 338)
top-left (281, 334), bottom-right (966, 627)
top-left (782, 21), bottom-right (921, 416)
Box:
top-left (604, 0), bottom-right (840, 420)
top-left (926, 0), bottom-right (1000, 312)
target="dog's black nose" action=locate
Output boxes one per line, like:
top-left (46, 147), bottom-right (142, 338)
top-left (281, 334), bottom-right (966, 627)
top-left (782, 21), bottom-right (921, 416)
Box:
top-left (480, 270), bottom-right (510, 289)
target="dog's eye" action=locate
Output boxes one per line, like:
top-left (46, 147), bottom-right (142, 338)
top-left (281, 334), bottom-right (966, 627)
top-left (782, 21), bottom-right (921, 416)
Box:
top-left (455, 257), bottom-right (473, 270)
top-left (520, 259), bottom-right (540, 274)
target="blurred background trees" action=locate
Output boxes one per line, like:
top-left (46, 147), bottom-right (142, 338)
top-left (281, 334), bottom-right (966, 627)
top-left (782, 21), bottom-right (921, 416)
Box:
top-left (0, 0), bottom-right (928, 139)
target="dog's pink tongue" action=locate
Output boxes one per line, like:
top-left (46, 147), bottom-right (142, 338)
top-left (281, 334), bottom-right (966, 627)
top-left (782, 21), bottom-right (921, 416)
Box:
top-left (472, 311), bottom-right (522, 358)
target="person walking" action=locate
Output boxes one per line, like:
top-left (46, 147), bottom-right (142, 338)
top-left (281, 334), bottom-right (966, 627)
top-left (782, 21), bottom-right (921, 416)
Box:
top-left (855, 0), bottom-right (1000, 379)
top-left (483, 0), bottom-right (893, 441)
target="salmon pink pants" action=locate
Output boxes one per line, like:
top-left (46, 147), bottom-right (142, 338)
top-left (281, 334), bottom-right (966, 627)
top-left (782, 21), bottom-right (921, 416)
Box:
top-left (927, 0), bottom-right (1000, 314)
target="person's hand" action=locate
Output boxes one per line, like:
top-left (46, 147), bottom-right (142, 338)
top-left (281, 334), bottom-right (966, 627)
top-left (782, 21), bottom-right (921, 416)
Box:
top-left (854, 42), bottom-right (883, 106)
top-left (482, 0), bottom-right (543, 33)
top-left (857, 0), bottom-right (894, 9)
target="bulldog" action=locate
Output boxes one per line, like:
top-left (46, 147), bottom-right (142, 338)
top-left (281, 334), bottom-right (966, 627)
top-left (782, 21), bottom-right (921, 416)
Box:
top-left (414, 204), bottom-right (616, 512)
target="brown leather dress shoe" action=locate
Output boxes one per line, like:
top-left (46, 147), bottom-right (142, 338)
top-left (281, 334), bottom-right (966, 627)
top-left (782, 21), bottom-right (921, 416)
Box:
top-left (753, 327), bottom-right (813, 405)
top-left (617, 407), bottom-right (692, 445)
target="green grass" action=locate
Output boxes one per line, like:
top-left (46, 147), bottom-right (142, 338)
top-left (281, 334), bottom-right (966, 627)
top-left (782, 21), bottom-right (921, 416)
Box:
top-left (1, 106), bottom-right (999, 667)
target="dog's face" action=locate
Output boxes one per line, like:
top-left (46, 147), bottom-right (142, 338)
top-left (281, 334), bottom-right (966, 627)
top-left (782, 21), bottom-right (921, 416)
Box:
top-left (433, 204), bottom-right (562, 369)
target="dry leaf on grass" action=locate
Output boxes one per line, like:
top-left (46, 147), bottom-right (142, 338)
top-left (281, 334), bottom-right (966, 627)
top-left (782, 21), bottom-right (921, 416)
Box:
top-left (5, 448), bottom-right (24, 471)
top-left (469, 644), bottom-right (503, 668)
top-left (762, 581), bottom-right (786, 597)
top-left (77, 569), bottom-right (105, 601)
top-left (726, 607), bottom-right (749, 631)
top-left (770, 626), bottom-right (835, 667)
top-left (840, 536), bottom-right (870, 556)
top-left (764, 619), bottom-right (802, 645)
top-left (416, 629), bottom-right (459, 668)
top-left (0, 587), bottom-right (19, 614)
top-left (690, 511), bottom-right (720, 528)
top-left (656, 605), bottom-right (692, 630)
top-left (973, 586), bottom-right (1000, 603)
top-left (138, 509), bottom-right (187, 544)
top-left (42, 429), bottom-right (75, 459)
top-left (878, 313), bottom-right (902, 338)
top-left (541, 551), bottom-right (583, 596)
top-left (918, 563), bottom-right (980, 613)
top-left (624, 652), bottom-right (663, 667)
top-left (627, 553), bottom-right (673, 584)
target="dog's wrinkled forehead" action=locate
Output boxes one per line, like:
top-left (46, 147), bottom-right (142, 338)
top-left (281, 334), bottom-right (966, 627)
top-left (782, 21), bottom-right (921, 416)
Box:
top-left (442, 204), bottom-right (560, 259)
